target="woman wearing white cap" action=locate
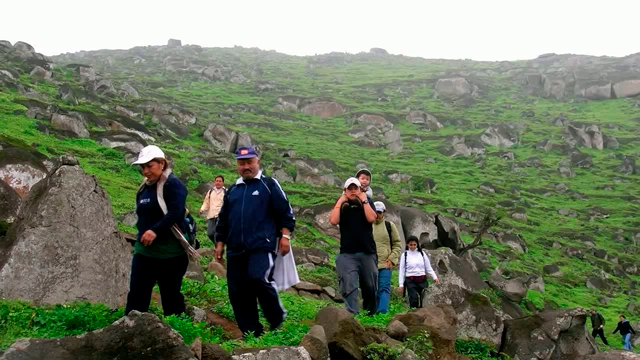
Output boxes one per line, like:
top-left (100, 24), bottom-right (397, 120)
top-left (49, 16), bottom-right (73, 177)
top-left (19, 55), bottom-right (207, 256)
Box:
top-left (125, 145), bottom-right (190, 316)
top-left (329, 177), bottom-right (378, 315)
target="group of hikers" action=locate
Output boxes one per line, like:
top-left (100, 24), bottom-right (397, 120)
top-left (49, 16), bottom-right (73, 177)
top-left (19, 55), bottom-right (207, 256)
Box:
top-left (123, 144), bottom-right (635, 350)
top-left (590, 308), bottom-right (637, 350)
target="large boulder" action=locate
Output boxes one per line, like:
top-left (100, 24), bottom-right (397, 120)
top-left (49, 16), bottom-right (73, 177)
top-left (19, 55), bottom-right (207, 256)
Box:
top-left (480, 123), bottom-right (524, 148)
top-left (51, 113), bottom-right (90, 138)
top-left (439, 135), bottom-right (485, 157)
top-left (499, 308), bottom-right (598, 360)
top-left (436, 78), bottom-right (472, 98)
top-left (203, 123), bottom-right (238, 152)
top-left (393, 304), bottom-right (458, 360)
top-left (354, 114), bottom-right (393, 131)
top-left (300, 325), bottom-right (329, 360)
top-left (425, 248), bottom-right (487, 291)
top-left (314, 307), bottom-right (374, 360)
top-left (566, 124), bottom-right (604, 150)
top-left (29, 66), bottom-right (51, 81)
top-left (304, 204), bottom-right (339, 240)
top-left (95, 131), bottom-right (147, 161)
top-left (301, 102), bottom-right (345, 118)
top-left (406, 111), bottom-right (443, 131)
top-left (0, 157), bottom-right (131, 307)
top-left (575, 80), bottom-right (612, 100)
top-left (119, 83), bottom-right (140, 98)
top-left (422, 284), bottom-right (504, 349)
top-left (585, 351), bottom-right (640, 360)
top-left (399, 207), bottom-right (437, 248)
top-left (0, 148), bottom-right (48, 198)
top-left (293, 247), bottom-right (330, 266)
top-left (613, 80), bottom-right (640, 98)
top-left (0, 311), bottom-right (196, 360)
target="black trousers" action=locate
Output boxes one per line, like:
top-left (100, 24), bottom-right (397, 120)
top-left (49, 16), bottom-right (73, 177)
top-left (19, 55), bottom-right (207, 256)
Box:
top-left (227, 250), bottom-right (285, 337)
top-left (406, 276), bottom-right (427, 308)
top-left (125, 253), bottom-right (189, 316)
top-left (592, 327), bottom-right (609, 345)
top-left (207, 217), bottom-right (218, 242)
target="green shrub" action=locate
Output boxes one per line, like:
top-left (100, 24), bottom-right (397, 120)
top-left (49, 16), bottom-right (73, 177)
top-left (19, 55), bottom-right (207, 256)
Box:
top-left (404, 331), bottom-right (433, 358)
top-left (361, 343), bottom-right (404, 360)
top-left (455, 339), bottom-right (511, 359)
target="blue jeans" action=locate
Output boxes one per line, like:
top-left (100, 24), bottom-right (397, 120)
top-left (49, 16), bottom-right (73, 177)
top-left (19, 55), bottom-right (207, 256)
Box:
top-left (376, 269), bottom-right (392, 313)
top-left (623, 333), bottom-right (632, 350)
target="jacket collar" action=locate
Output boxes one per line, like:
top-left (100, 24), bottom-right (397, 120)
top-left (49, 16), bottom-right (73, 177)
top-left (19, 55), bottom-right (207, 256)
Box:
top-left (235, 170), bottom-right (262, 185)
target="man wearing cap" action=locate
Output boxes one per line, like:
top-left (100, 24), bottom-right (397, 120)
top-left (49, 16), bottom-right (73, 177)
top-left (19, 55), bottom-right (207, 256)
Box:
top-left (329, 177), bottom-right (378, 315)
top-left (372, 201), bottom-right (402, 313)
top-left (215, 146), bottom-right (295, 337)
top-left (355, 168), bottom-right (373, 199)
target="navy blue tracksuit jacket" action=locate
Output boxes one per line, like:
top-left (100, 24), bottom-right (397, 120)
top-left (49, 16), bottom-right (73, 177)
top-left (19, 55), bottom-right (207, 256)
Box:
top-left (215, 171), bottom-right (295, 254)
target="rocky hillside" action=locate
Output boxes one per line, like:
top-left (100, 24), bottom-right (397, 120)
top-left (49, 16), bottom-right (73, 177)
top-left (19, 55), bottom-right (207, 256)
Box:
top-left (1, 38), bottom-right (640, 358)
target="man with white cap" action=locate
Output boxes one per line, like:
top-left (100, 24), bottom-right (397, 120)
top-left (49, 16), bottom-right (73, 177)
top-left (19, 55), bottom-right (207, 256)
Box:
top-left (372, 201), bottom-right (402, 313)
top-left (329, 177), bottom-right (378, 315)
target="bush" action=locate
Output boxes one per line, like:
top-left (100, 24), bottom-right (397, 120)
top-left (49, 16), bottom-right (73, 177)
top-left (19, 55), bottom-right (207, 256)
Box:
top-left (361, 343), bottom-right (404, 360)
top-left (455, 339), bottom-right (511, 359)
top-left (404, 331), bottom-right (433, 358)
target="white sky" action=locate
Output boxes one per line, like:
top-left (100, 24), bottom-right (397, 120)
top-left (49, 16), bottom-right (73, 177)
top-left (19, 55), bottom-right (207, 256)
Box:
top-left (1, 0), bottom-right (638, 61)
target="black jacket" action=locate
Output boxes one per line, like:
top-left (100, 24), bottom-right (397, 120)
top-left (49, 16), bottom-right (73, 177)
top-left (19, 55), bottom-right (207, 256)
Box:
top-left (216, 172), bottom-right (295, 255)
top-left (613, 320), bottom-right (636, 336)
top-left (590, 312), bottom-right (605, 329)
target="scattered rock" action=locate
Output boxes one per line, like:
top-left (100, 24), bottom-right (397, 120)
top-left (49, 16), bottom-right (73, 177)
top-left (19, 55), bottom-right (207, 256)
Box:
top-left (613, 80), bottom-right (640, 98)
top-left (406, 111), bottom-right (443, 130)
top-left (300, 325), bottom-right (329, 360)
top-left (585, 350), bottom-right (640, 360)
top-left (206, 261), bottom-right (227, 278)
top-left (29, 66), bottom-right (51, 80)
top-left (386, 320), bottom-right (409, 340)
top-left (51, 113), bottom-right (90, 138)
top-left (315, 307), bottom-right (373, 360)
top-left (57, 83), bottom-right (78, 105)
top-left (231, 347), bottom-right (311, 360)
top-left (436, 78), bottom-right (472, 98)
top-left (566, 124), bottom-right (604, 150)
top-left (301, 102), bottom-right (345, 119)
top-left (480, 123), bottom-right (524, 147)
top-left (586, 277), bottom-right (610, 291)
top-left (119, 83), bottom-right (140, 98)
top-left (0, 181), bottom-right (21, 224)
top-left (543, 264), bottom-right (562, 277)
top-left (394, 304), bottom-right (458, 360)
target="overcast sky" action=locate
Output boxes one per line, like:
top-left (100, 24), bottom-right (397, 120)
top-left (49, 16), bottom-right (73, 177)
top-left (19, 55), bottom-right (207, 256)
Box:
top-left (1, 0), bottom-right (638, 61)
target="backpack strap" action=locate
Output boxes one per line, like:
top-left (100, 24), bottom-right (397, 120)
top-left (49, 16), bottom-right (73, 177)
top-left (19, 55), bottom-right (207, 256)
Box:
top-left (385, 221), bottom-right (393, 250)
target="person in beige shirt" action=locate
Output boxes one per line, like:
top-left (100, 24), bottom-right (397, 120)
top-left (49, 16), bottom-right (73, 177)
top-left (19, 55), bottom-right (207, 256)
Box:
top-left (372, 201), bottom-right (402, 313)
top-left (199, 175), bottom-right (226, 241)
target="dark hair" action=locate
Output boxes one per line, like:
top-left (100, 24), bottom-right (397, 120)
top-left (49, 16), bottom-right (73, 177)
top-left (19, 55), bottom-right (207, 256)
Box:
top-left (620, 314), bottom-right (626, 319)
top-left (215, 175), bottom-right (225, 182)
top-left (406, 235), bottom-right (421, 250)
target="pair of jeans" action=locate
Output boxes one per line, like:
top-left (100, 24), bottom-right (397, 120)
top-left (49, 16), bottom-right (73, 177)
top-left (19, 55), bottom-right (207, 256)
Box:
top-left (623, 333), bottom-right (632, 350)
top-left (227, 250), bottom-right (285, 337)
top-left (376, 269), bottom-right (392, 313)
top-left (125, 253), bottom-right (189, 316)
top-left (336, 253), bottom-right (378, 315)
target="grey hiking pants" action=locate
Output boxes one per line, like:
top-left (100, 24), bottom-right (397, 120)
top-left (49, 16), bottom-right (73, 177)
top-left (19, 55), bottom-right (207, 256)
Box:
top-left (336, 253), bottom-right (378, 315)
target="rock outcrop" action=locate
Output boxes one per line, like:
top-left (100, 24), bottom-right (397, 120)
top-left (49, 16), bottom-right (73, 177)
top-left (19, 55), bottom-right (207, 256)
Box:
top-left (0, 311), bottom-right (196, 360)
top-left (0, 157), bottom-right (131, 307)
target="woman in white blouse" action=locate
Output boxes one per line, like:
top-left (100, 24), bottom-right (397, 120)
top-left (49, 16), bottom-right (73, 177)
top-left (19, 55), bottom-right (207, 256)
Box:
top-left (397, 236), bottom-right (440, 308)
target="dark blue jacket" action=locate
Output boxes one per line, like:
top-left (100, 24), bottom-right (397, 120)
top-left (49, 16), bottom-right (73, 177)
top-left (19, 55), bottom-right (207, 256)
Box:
top-left (216, 171), bottom-right (295, 254)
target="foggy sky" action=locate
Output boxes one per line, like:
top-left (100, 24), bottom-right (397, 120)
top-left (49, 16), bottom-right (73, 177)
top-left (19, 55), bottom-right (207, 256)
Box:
top-left (1, 0), bottom-right (638, 61)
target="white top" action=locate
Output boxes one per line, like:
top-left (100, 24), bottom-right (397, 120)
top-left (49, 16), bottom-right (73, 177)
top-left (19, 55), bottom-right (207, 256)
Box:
top-left (398, 249), bottom-right (438, 286)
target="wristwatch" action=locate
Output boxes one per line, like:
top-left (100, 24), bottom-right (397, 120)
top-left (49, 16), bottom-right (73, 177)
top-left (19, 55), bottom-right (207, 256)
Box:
top-left (362, 200), bottom-right (369, 204)
top-left (282, 234), bottom-right (291, 240)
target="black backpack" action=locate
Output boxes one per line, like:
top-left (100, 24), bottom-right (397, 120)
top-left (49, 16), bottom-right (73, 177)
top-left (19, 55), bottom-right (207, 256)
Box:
top-left (180, 210), bottom-right (199, 249)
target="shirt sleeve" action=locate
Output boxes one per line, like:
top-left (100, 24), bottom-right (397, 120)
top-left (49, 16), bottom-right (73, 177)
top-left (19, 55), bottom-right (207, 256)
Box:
top-left (389, 223), bottom-right (402, 265)
top-left (150, 177), bottom-right (187, 235)
top-left (423, 251), bottom-right (438, 281)
top-left (200, 190), bottom-right (210, 213)
top-left (398, 252), bottom-right (406, 286)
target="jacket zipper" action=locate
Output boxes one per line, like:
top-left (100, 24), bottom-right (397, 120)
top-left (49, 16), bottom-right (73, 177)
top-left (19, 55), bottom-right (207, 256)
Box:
top-left (241, 185), bottom-right (247, 249)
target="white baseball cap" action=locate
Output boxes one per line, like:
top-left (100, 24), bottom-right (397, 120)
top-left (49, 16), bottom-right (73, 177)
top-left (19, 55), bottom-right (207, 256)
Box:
top-left (132, 145), bottom-right (165, 165)
top-left (343, 177), bottom-right (361, 189)
top-left (374, 201), bottom-right (386, 212)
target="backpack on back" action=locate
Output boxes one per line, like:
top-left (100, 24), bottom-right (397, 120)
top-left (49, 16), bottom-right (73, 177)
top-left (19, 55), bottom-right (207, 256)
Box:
top-left (384, 221), bottom-right (394, 250)
top-left (180, 210), bottom-right (199, 249)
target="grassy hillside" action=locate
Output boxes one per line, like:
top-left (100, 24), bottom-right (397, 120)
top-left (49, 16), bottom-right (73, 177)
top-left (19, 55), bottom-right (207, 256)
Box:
top-left (1, 42), bottom-right (639, 354)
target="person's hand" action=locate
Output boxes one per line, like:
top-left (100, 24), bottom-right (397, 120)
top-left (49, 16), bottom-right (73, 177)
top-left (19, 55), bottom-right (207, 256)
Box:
top-left (433, 278), bottom-right (440, 284)
top-left (338, 194), bottom-right (348, 204)
top-left (279, 236), bottom-right (291, 256)
top-left (600, 325), bottom-right (603, 329)
top-left (396, 287), bottom-right (404, 294)
top-left (357, 191), bottom-right (367, 202)
top-left (215, 242), bottom-right (225, 262)
top-left (385, 259), bottom-right (393, 269)
top-left (199, 209), bottom-right (206, 217)
top-left (141, 230), bottom-right (156, 246)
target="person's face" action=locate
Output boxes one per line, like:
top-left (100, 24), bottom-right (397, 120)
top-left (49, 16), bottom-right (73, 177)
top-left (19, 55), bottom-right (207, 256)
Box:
top-left (237, 157), bottom-right (260, 180)
top-left (345, 184), bottom-right (361, 200)
top-left (408, 241), bottom-right (418, 250)
top-left (376, 211), bottom-right (384, 221)
top-left (619, 316), bottom-right (624, 321)
top-left (140, 160), bottom-right (164, 182)
top-left (214, 177), bottom-right (224, 189)
top-left (358, 174), bottom-right (371, 188)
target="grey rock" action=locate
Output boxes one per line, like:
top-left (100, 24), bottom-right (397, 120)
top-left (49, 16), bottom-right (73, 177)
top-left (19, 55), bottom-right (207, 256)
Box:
top-left (119, 83), bottom-right (140, 98)
top-left (315, 306), bottom-right (373, 360)
top-left (0, 147), bottom-right (48, 198)
top-left (232, 347), bottom-right (311, 360)
top-left (301, 102), bottom-right (345, 119)
top-left (502, 279), bottom-right (528, 302)
top-left (57, 83), bottom-right (78, 105)
top-left (50, 113), bottom-right (90, 138)
top-left (436, 77), bottom-right (472, 98)
top-left (0, 311), bottom-right (196, 360)
top-left (439, 135), bottom-right (485, 157)
top-left (0, 161), bottom-right (131, 307)
top-left (77, 66), bottom-right (96, 82)
top-left (406, 110), bottom-right (442, 130)
top-left (480, 123), bottom-right (525, 148)
top-left (300, 325), bottom-right (329, 360)
top-left (397, 349), bottom-right (421, 360)
top-left (203, 123), bottom-right (238, 152)
top-left (586, 277), bottom-right (610, 291)
top-left (386, 320), bottom-right (409, 340)
top-left (567, 124), bottom-right (604, 150)
top-left (613, 80), bottom-right (640, 98)
top-left (0, 181), bottom-right (21, 224)
top-left (29, 66), bottom-right (51, 80)
top-left (167, 38), bottom-right (182, 47)
top-left (585, 350), bottom-right (640, 360)
top-left (543, 264), bottom-right (562, 276)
